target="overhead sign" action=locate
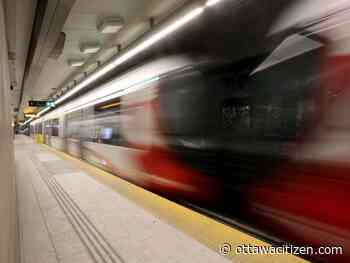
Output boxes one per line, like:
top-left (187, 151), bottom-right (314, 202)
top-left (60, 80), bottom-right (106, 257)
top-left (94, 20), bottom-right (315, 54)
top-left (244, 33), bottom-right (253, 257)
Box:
top-left (28, 100), bottom-right (56, 108)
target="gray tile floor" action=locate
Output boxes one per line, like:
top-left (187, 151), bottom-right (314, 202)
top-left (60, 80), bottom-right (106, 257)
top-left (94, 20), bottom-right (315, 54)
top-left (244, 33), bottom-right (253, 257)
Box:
top-left (15, 136), bottom-right (231, 263)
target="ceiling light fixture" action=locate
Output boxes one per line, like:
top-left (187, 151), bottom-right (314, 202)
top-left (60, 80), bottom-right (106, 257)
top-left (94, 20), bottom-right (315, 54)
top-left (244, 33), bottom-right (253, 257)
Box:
top-left (80, 43), bottom-right (101, 54)
top-left (98, 17), bottom-right (124, 34)
top-left (68, 59), bottom-right (85, 67)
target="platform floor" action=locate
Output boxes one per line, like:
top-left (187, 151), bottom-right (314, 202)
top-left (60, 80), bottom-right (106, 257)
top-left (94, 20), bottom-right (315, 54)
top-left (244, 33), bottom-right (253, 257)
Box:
top-left (14, 136), bottom-right (306, 263)
top-left (14, 136), bottom-right (231, 263)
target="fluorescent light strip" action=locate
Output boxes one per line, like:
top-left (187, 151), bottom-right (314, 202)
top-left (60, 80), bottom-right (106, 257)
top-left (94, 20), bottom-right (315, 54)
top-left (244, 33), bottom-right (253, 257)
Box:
top-left (22, 117), bottom-right (33, 126)
top-left (55, 62), bottom-right (116, 105)
top-left (37, 107), bottom-right (50, 117)
top-left (206, 0), bottom-right (224, 6)
top-left (110, 7), bottom-right (204, 68)
top-left (81, 45), bottom-right (101, 54)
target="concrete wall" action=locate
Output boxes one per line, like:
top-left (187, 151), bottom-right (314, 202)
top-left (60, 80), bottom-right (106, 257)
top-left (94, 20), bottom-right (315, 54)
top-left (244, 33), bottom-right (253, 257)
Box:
top-left (0, 0), bottom-right (18, 262)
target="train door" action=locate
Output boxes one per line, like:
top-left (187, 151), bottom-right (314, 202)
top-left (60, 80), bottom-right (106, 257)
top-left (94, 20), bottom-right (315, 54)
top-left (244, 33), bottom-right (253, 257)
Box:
top-left (44, 120), bottom-right (52, 146)
top-left (61, 115), bottom-right (67, 152)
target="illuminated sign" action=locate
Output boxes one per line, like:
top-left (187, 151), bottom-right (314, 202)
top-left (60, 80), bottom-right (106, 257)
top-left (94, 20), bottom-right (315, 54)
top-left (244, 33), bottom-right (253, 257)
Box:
top-left (28, 100), bottom-right (56, 108)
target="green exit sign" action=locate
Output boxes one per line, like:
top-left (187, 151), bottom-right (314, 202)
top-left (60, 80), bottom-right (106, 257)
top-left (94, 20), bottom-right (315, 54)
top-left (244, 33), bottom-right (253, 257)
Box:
top-left (28, 100), bottom-right (56, 107)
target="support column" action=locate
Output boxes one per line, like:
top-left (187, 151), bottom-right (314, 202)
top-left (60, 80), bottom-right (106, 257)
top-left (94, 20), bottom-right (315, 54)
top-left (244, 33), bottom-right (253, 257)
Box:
top-left (0, 0), bottom-right (18, 262)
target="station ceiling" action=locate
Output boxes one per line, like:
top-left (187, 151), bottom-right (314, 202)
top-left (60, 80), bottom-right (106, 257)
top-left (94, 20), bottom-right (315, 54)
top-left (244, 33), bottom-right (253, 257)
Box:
top-left (6, 0), bottom-right (187, 121)
top-left (6, 0), bottom-right (350, 122)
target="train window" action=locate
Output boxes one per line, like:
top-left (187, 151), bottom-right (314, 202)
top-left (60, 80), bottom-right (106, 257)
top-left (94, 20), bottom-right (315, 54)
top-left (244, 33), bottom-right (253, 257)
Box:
top-left (90, 98), bottom-right (128, 146)
top-left (222, 98), bottom-right (251, 131)
top-left (44, 121), bottom-right (51, 135)
top-left (66, 99), bottom-right (130, 147)
top-left (100, 127), bottom-right (113, 140)
top-left (51, 119), bottom-right (59, 137)
top-left (66, 110), bottom-right (83, 139)
top-left (159, 39), bottom-right (322, 156)
top-left (247, 45), bottom-right (322, 141)
top-left (79, 113), bottom-right (124, 146)
top-left (67, 122), bottom-right (81, 139)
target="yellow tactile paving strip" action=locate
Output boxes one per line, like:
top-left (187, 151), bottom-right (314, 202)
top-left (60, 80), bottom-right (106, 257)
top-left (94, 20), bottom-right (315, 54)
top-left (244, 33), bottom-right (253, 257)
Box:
top-left (41, 144), bottom-right (308, 263)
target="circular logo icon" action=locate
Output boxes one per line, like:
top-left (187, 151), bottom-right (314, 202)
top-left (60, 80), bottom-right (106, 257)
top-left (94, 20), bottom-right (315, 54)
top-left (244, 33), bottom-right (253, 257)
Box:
top-left (219, 243), bottom-right (232, 256)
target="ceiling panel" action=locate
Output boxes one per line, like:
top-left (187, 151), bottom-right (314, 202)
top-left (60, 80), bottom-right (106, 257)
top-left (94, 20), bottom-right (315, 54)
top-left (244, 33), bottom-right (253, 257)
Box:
top-left (21, 0), bottom-right (187, 113)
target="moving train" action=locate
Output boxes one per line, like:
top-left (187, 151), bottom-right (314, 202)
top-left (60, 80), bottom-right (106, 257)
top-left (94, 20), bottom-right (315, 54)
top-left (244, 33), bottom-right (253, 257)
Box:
top-left (30, 8), bottom-right (350, 263)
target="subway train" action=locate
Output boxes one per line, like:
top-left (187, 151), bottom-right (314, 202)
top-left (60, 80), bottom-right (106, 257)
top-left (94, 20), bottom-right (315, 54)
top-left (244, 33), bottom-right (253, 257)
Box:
top-left (30, 13), bottom-right (350, 263)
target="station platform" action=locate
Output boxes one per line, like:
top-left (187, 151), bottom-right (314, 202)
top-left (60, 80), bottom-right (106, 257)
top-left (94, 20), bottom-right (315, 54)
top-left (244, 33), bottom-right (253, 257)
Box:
top-left (14, 136), bottom-right (304, 263)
